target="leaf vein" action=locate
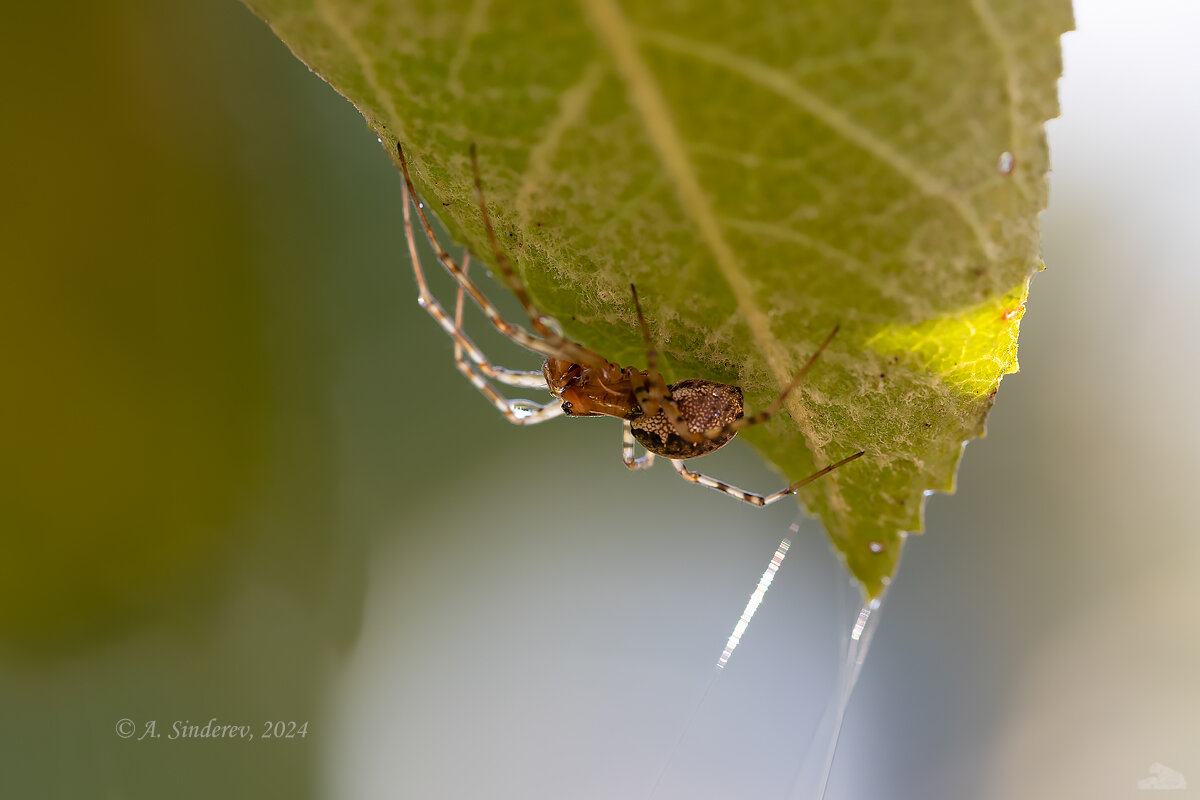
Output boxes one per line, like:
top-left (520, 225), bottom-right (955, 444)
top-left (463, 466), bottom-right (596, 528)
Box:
top-left (315, 0), bottom-right (404, 132)
top-left (447, 0), bottom-right (493, 98)
top-left (516, 61), bottom-right (607, 225)
top-left (638, 27), bottom-right (1000, 263)
top-left (580, 0), bottom-right (843, 493)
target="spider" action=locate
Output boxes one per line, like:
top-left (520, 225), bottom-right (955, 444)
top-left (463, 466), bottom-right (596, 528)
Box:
top-left (395, 143), bottom-right (864, 506)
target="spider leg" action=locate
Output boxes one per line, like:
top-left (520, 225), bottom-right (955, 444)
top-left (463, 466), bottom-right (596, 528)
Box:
top-left (453, 255), bottom-right (548, 389)
top-left (670, 450), bottom-right (864, 507)
top-left (455, 356), bottom-right (565, 425)
top-left (701, 325), bottom-right (842, 442)
top-left (401, 192), bottom-right (560, 424)
top-left (398, 144), bottom-right (597, 366)
top-left (402, 191), bottom-right (539, 383)
top-left (449, 287), bottom-right (564, 424)
top-left (628, 284), bottom-right (690, 435)
top-left (467, 145), bottom-right (556, 341)
top-left (728, 325), bottom-right (839, 434)
top-left (622, 420), bottom-right (655, 470)
top-left (438, 291), bottom-right (564, 423)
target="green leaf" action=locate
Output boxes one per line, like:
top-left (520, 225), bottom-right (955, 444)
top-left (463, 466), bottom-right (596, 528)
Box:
top-left (245, 0), bottom-right (1071, 597)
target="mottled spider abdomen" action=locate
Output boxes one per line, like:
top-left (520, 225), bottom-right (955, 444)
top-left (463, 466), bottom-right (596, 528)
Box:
top-left (630, 379), bottom-right (744, 458)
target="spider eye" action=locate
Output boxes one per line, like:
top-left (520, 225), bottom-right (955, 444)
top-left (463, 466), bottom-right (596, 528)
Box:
top-left (561, 401), bottom-right (574, 415)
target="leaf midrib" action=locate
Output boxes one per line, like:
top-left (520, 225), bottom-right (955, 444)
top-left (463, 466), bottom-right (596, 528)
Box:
top-left (580, 0), bottom-right (831, 466)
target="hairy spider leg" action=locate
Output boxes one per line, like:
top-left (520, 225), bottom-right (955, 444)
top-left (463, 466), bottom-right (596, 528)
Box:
top-left (627, 284), bottom-right (696, 441)
top-left (449, 256), bottom-right (563, 422)
top-left (452, 254), bottom-right (547, 389)
top-left (670, 449), bottom-right (865, 507)
top-left (714, 324), bottom-right (842, 439)
top-left (467, 146), bottom-right (551, 340)
top-left (621, 420), bottom-right (655, 470)
top-left (401, 180), bottom-right (562, 425)
top-left (396, 143), bottom-right (604, 369)
top-left (467, 144), bottom-right (615, 370)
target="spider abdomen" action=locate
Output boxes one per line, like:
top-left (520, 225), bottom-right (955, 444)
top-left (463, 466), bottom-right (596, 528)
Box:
top-left (630, 379), bottom-right (744, 459)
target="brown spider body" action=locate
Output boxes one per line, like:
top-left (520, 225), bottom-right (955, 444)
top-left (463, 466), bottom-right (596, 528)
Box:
top-left (542, 357), bottom-right (640, 419)
top-left (545, 354), bottom-right (745, 458)
top-left (395, 142), bottom-right (864, 507)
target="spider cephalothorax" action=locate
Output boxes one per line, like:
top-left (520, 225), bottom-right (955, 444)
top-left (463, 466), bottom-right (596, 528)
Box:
top-left (542, 357), bottom-right (640, 420)
top-left (395, 142), bottom-right (863, 506)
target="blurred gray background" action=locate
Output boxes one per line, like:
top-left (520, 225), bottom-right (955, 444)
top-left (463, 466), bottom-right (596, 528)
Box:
top-left (1, 1), bottom-right (1196, 798)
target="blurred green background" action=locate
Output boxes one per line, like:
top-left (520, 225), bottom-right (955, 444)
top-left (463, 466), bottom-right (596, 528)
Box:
top-left (2, 1), bottom-right (1198, 799)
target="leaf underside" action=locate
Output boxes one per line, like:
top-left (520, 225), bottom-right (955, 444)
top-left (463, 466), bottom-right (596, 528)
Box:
top-left (246, 0), bottom-right (1071, 597)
